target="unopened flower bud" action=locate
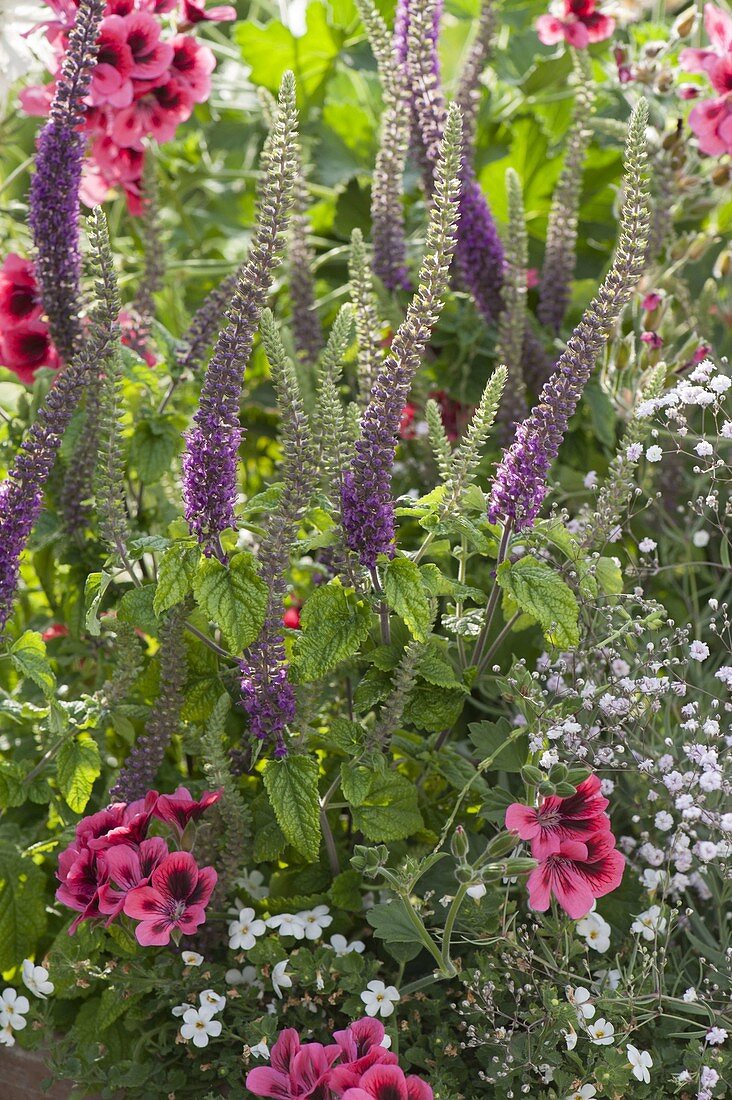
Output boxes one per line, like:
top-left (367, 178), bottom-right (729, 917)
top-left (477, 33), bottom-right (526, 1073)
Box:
top-left (548, 762), bottom-right (568, 783)
top-left (538, 781), bottom-right (555, 797)
top-left (521, 764), bottom-right (544, 786)
top-left (554, 781), bottom-right (578, 798)
top-left (714, 250), bottom-right (731, 279)
top-left (673, 8), bottom-right (696, 38)
top-left (566, 767), bottom-right (591, 786)
top-left (451, 825), bottom-right (470, 860)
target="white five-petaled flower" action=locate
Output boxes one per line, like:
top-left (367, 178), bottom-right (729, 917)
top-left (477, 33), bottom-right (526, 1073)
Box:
top-left (566, 1086), bottom-right (596, 1100)
top-left (631, 905), bottom-right (667, 940)
top-left (250, 1038), bottom-right (270, 1058)
top-left (182, 951), bottom-right (204, 968)
top-left (229, 907), bottom-right (267, 951)
top-left (199, 989), bottom-right (226, 1014)
top-left (567, 986), bottom-right (595, 1020)
top-left (179, 1006), bottom-right (222, 1048)
top-left (236, 868), bottom-right (270, 900)
top-left (299, 905), bottom-right (333, 941)
top-left (172, 1003), bottom-right (191, 1018)
top-left (588, 1018), bottom-right (615, 1045)
top-left (21, 960), bottom-right (54, 999)
top-left (627, 1044), bottom-right (653, 1082)
top-left (225, 966), bottom-right (261, 989)
top-left (271, 960), bottom-right (292, 999)
top-left (706, 1026), bottom-right (728, 1045)
top-left (328, 934), bottom-right (365, 957)
top-left (466, 883), bottom-right (487, 900)
top-left (576, 911), bottom-right (611, 953)
top-left (360, 980), bottom-right (400, 1018)
top-left (0, 988), bottom-right (29, 1029)
top-left (267, 913), bottom-right (306, 939)
top-left (562, 1025), bottom-right (578, 1051)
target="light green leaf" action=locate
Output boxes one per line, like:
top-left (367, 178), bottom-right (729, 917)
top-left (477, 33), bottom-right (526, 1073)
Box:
top-left (234, 3), bottom-right (342, 103)
top-left (57, 736), bottom-right (101, 814)
top-left (383, 557), bottom-right (432, 642)
top-left (596, 556), bottom-right (624, 595)
top-left (84, 572), bottom-right (113, 637)
top-left (193, 552), bottom-right (268, 652)
top-left (10, 631), bottom-right (55, 694)
top-left (293, 584), bottom-right (371, 681)
top-left (340, 761), bottom-right (373, 806)
top-left (350, 772), bottom-right (423, 841)
top-left (0, 842), bottom-right (47, 970)
top-left (118, 584), bottom-right (159, 636)
top-left (496, 555), bottom-right (580, 649)
top-left (129, 416), bottom-right (182, 484)
top-left (263, 756), bottom-right (321, 862)
top-left (154, 542), bottom-right (200, 615)
top-left (366, 900), bottom-right (422, 962)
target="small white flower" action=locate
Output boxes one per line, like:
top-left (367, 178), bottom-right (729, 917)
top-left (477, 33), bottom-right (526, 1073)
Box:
top-left (328, 934), bottom-right (365, 957)
top-left (693, 530), bottom-right (711, 548)
top-left (267, 912), bottom-right (306, 939)
top-left (172, 1002), bottom-right (191, 1018)
top-left (466, 883), bottom-right (487, 900)
top-left (627, 1044), bottom-right (653, 1082)
top-left (361, 979), bottom-right (400, 1018)
top-left (588, 1017), bottom-right (615, 1045)
top-left (0, 1021), bottom-right (15, 1047)
top-left (695, 441), bottom-right (713, 457)
top-left (706, 1026), bottom-right (728, 1045)
top-left (225, 966), bottom-right (260, 988)
top-left (229, 907), bottom-right (267, 951)
top-left (236, 868), bottom-right (269, 900)
top-left (0, 988), bottom-right (29, 1029)
top-left (180, 1006), bottom-right (222, 1048)
top-left (566, 1086), bottom-right (596, 1100)
top-left (21, 960), bottom-right (54, 999)
top-left (250, 1038), bottom-right (270, 1058)
top-left (297, 905), bottom-right (333, 941)
top-left (199, 989), bottom-right (226, 1014)
top-left (689, 641), bottom-right (710, 662)
top-left (567, 985), bottom-right (595, 1020)
top-left (631, 905), bottom-right (667, 940)
top-left (645, 445), bottom-right (663, 462)
top-left (538, 1063), bottom-right (554, 1084)
top-left (182, 951), bottom-right (204, 968)
top-left (638, 538), bottom-right (656, 553)
top-left (682, 987), bottom-right (698, 1002)
top-left (271, 960), bottom-right (292, 999)
top-left (596, 968), bottom-right (622, 991)
top-left (562, 1024), bottom-right (578, 1050)
top-left (380, 1033), bottom-right (392, 1049)
top-left (576, 912), bottom-right (611, 953)
top-left (584, 471), bottom-right (598, 489)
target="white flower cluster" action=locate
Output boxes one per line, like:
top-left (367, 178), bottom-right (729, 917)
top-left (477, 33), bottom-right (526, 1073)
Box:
top-left (173, 989), bottom-right (225, 1048)
top-left (0, 960), bottom-right (54, 1046)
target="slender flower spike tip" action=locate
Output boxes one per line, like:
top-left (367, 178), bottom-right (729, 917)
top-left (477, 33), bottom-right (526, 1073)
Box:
top-left (28, 0), bottom-right (105, 363)
top-left (487, 100), bottom-right (650, 532)
top-left (0, 209), bottom-right (120, 632)
top-left (496, 168), bottom-right (529, 433)
top-left (341, 105), bottom-right (462, 567)
top-left (182, 72), bottom-right (298, 556)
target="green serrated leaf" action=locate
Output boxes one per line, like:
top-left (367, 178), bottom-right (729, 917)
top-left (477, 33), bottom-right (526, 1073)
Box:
top-left (366, 900), bottom-right (422, 962)
top-left (193, 552), bottom-right (268, 652)
top-left (328, 869), bottom-right (363, 911)
top-left (403, 682), bottom-right (466, 732)
top-left (383, 557), bottom-right (431, 642)
top-left (340, 761), bottom-right (373, 805)
top-left (596, 555), bottom-right (623, 595)
top-left (129, 416), bottom-right (182, 483)
top-left (154, 542), bottom-right (199, 615)
top-left (57, 736), bottom-right (101, 814)
top-left (263, 756), bottom-right (321, 862)
top-left (350, 772), bottom-right (423, 841)
top-left (10, 631), bottom-right (55, 694)
top-left (84, 571), bottom-right (113, 637)
top-left (293, 584), bottom-right (371, 681)
top-left (496, 555), bottom-right (580, 648)
top-left (118, 584), bottom-right (159, 636)
top-left (468, 719), bottom-right (528, 773)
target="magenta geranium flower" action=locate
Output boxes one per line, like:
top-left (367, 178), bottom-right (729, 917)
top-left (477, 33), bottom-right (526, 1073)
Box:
top-left (123, 850), bottom-right (217, 945)
top-left (55, 846), bottom-right (108, 933)
top-left (526, 832), bottom-right (625, 920)
top-left (681, 4), bottom-right (732, 156)
top-left (180, 0), bottom-right (237, 26)
top-left (341, 1064), bottom-right (434, 1100)
top-left (332, 1018), bottom-right (398, 1078)
top-left (89, 20), bottom-right (135, 108)
top-left (0, 255), bottom-right (42, 327)
top-left (84, 791), bottom-right (159, 851)
top-left (153, 785), bottom-right (222, 836)
top-left (505, 774), bottom-right (610, 858)
top-left (245, 1029), bottom-right (341, 1099)
top-left (97, 837), bottom-right (169, 923)
top-left (169, 34), bottom-right (216, 103)
top-left (536, 0), bottom-right (615, 48)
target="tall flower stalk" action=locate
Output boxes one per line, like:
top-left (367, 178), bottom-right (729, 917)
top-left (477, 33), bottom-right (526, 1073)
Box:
top-left (28, 0), bottom-right (104, 363)
top-left (288, 164), bottom-right (322, 364)
top-left (0, 209), bottom-right (119, 631)
top-left (181, 73), bottom-right (298, 557)
top-left (496, 169), bottom-right (529, 434)
top-left (487, 100), bottom-right (650, 533)
top-left (341, 105), bottom-right (463, 568)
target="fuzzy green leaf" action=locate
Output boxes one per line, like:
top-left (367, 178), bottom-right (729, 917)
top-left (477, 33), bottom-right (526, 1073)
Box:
top-left (263, 756), bottom-right (321, 862)
top-left (350, 772), bottom-right (423, 841)
top-left (294, 584), bottom-right (372, 680)
top-left (57, 736), bottom-right (101, 814)
top-left (10, 631), bottom-right (56, 694)
top-left (383, 557), bottom-right (432, 642)
top-left (496, 555), bottom-right (580, 648)
top-left (0, 843), bottom-right (47, 970)
top-left (118, 585), bottom-right (159, 636)
top-left (193, 552), bottom-right (268, 652)
top-left (154, 542), bottom-right (200, 615)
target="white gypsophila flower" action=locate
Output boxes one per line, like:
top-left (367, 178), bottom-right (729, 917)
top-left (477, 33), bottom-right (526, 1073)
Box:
top-left (179, 1006), bottom-right (222, 1048)
top-left (645, 445), bottom-right (663, 462)
top-left (21, 960), bottom-right (54, 999)
top-left (693, 529), bottom-right (711, 548)
top-left (638, 538), bottom-right (657, 553)
top-left (297, 905), bottom-right (333, 941)
top-left (683, 988), bottom-right (698, 1002)
top-left (250, 1038), bottom-right (270, 1058)
top-left (199, 989), bottom-right (226, 1014)
top-left (631, 905), bottom-right (667, 940)
top-left (182, 951), bottom-right (204, 968)
top-left (689, 641), bottom-right (710, 661)
top-left (229, 907), bottom-right (267, 951)
top-left (576, 912), bottom-right (611, 953)
top-left (235, 869), bottom-right (269, 900)
top-left (328, 934), bottom-right (365, 957)
top-left (360, 980), bottom-right (400, 1018)
top-left (0, 988), bottom-right (29, 1029)
top-left (271, 960), bottom-right (292, 999)
top-left (706, 1027), bottom-right (728, 1045)
top-left (567, 986), bottom-right (595, 1020)
top-left (267, 912), bottom-right (306, 939)
top-left (538, 1063), bottom-right (554, 1084)
top-left (584, 470), bottom-right (597, 488)
top-left (566, 1086), bottom-right (596, 1100)
top-left (466, 883), bottom-right (487, 900)
top-left (588, 1018), bottom-right (615, 1045)
top-left (627, 1044), bottom-right (653, 1082)
top-left (695, 441), bottom-right (714, 457)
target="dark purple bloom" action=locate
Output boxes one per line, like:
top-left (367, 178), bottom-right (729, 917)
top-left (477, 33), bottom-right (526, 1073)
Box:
top-left (240, 641), bottom-right (296, 758)
top-left (28, 0), bottom-right (104, 363)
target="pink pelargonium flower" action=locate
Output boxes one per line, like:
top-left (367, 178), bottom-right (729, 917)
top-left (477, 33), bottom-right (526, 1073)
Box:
top-left (341, 1064), bottom-right (434, 1100)
top-left (680, 4), bottom-right (732, 156)
top-left (111, 76), bottom-right (195, 148)
top-left (505, 774), bottom-right (610, 858)
top-left (332, 1018), bottom-right (398, 1077)
top-left (83, 790), bottom-right (159, 851)
top-left (246, 1029), bottom-right (341, 1099)
top-left (153, 785), bottom-right (222, 835)
top-left (55, 846), bottom-right (108, 933)
top-left (88, 20), bottom-right (135, 108)
top-left (680, 4), bottom-right (732, 84)
top-left (0, 321), bottom-right (60, 382)
top-left (123, 850), bottom-right (217, 945)
top-left (526, 832), bottom-right (625, 919)
top-left (169, 34), bottom-right (216, 103)
top-left (180, 0), bottom-right (237, 26)
top-left (107, 11), bottom-right (174, 81)
top-left (688, 96), bottom-right (732, 157)
top-left (0, 255), bottom-right (42, 327)
top-left (536, 0), bottom-right (615, 48)
top-left (97, 837), bottom-right (169, 923)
